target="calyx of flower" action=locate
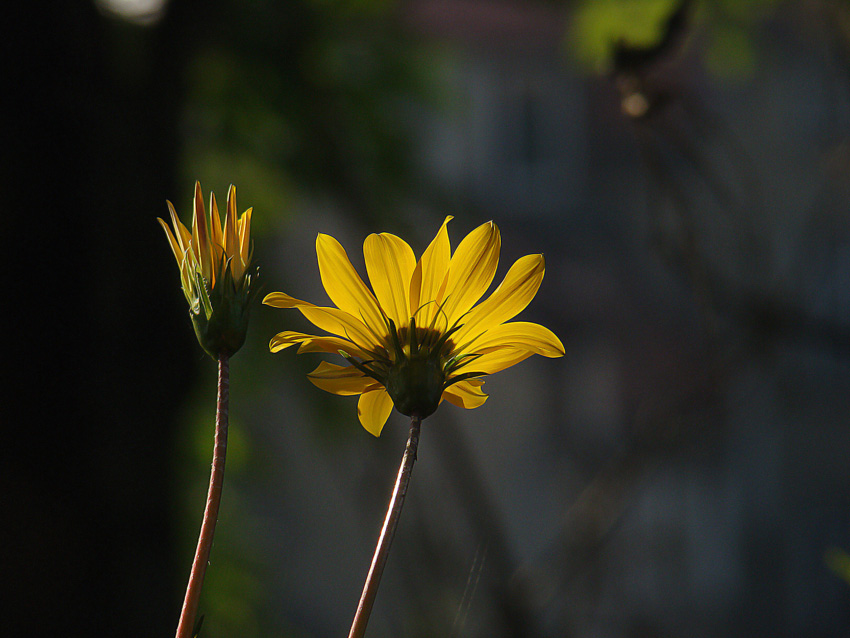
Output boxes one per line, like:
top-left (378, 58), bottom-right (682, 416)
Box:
top-left (189, 260), bottom-right (259, 358)
top-left (384, 350), bottom-right (445, 419)
top-left (342, 315), bottom-right (484, 419)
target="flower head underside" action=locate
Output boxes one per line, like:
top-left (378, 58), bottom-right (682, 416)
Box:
top-left (264, 218), bottom-right (564, 436)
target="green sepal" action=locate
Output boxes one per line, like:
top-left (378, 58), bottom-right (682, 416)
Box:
top-left (339, 350), bottom-right (384, 384)
top-left (194, 271), bottom-right (214, 320)
top-left (188, 260), bottom-right (259, 358)
top-left (443, 370), bottom-right (485, 389)
top-left (443, 351), bottom-right (482, 374)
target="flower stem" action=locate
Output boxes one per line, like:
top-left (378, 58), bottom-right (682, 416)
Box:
top-left (348, 415), bottom-right (422, 638)
top-left (175, 354), bottom-right (230, 638)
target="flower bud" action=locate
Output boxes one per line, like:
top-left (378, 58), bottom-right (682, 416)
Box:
top-left (160, 182), bottom-right (258, 358)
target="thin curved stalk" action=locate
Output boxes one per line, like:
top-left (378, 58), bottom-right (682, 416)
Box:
top-left (175, 354), bottom-right (230, 638)
top-left (348, 415), bottom-right (422, 638)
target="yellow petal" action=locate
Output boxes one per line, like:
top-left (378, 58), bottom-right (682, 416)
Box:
top-left (269, 332), bottom-right (299, 353)
top-left (269, 330), bottom-right (367, 359)
top-left (192, 181), bottom-right (212, 284)
top-left (460, 347), bottom-right (533, 376)
top-left (316, 233), bottom-right (387, 338)
top-left (263, 291), bottom-right (304, 309)
top-left (409, 216), bottom-right (452, 324)
top-left (208, 191), bottom-right (224, 264)
top-left (358, 388), bottom-right (394, 437)
top-left (454, 254), bottom-right (545, 345)
top-left (442, 379), bottom-right (489, 409)
top-left (238, 207), bottom-right (253, 270)
top-left (441, 221), bottom-right (500, 326)
top-left (308, 361), bottom-right (376, 396)
top-left (158, 217), bottom-right (184, 267)
top-left (465, 322), bottom-right (564, 358)
top-left (223, 185), bottom-right (242, 279)
top-left (165, 201), bottom-right (187, 252)
top-left (264, 292), bottom-right (378, 350)
top-left (296, 336), bottom-right (369, 359)
top-left (294, 306), bottom-right (374, 349)
top-left (364, 232), bottom-right (417, 328)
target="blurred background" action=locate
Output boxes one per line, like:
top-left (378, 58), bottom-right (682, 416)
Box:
top-left (7, 0), bottom-right (850, 636)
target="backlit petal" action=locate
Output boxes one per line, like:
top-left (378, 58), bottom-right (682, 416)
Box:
top-left (316, 233), bottom-right (386, 337)
top-left (192, 181), bottom-right (213, 285)
top-left (269, 332), bottom-right (299, 353)
top-left (269, 330), bottom-right (368, 359)
top-left (158, 217), bottom-right (183, 267)
top-left (238, 207), bottom-right (253, 269)
top-left (166, 200), bottom-right (191, 258)
top-left (442, 379), bottom-right (489, 409)
top-left (208, 191), bottom-right (224, 262)
top-left (264, 292), bottom-right (377, 350)
top-left (410, 216), bottom-right (452, 324)
top-left (441, 221), bottom-right (500, 325)
top-left (300, 306), bottom-right (378, 348)
top-left (296, 336), bottom-right (369, 359)
top-left (465, 321), bottom-right (564, 358)
top-left (308, 361), bottom-right (376, 396)
top-left (459, 346), bottom-right (533, 376)
top-left (223, 185), bottom-right (242, 279)
top-left (263, 292), bottom-right (306, 309)
top-left (358, 388), bottom-right (394, 437)
top-left (454, 254), bottom-right (545, 345)
top-left (364, 232), bottom-right (417, 327)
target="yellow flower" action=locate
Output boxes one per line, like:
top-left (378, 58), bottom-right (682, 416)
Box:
top-left (264, 218), bottom-right (564, 436)
top-left (159, 181), bottom-right (258, 357)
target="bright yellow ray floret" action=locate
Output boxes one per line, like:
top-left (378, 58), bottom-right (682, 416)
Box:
top-left (264, 218), bottom-right (564, 436)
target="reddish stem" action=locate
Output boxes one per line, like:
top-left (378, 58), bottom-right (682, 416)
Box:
top-left (175, 354), bottom-right (230, 638)
top-left (348, 415), bottom-right (422, 638)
